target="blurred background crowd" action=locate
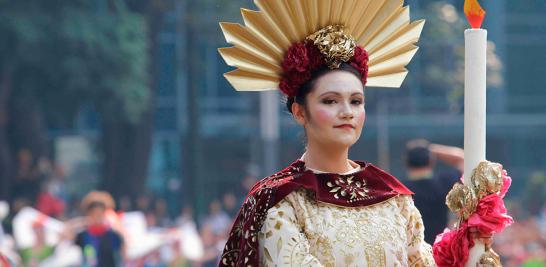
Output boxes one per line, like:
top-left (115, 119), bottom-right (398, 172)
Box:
top-left (0, 0), bottom-right (545, 266)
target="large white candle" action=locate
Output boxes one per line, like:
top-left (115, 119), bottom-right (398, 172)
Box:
top-left (463, 28), bottom-right (487, 267)
top-left (463, 29), bottom-right (487, 184)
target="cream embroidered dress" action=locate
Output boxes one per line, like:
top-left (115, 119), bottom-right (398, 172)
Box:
top-left (258, 163), bottom-right (436, 267)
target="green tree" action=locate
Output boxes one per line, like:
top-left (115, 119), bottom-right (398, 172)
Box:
top-left (0, 0), bottom-right (150, 200)
top-left (419, 1), bottom-right (503, 113)
top-left (101, 0), bottom-right (174, 201)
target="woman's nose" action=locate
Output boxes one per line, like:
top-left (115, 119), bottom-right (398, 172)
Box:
top-left (339, 102), bottom-right (354, 119)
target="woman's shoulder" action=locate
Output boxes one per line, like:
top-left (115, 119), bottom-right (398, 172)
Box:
top-left (236, 161), bottom-right (304, 218)
top-left (266, 188), bottom-right (308, 213)
top-left (390, 194), bottom-right (420, 219)
top-left (247, 160), bottom-right (304, 194)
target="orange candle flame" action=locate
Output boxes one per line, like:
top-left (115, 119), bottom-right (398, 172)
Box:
top-left (464, 0), bottom-right (486, 28)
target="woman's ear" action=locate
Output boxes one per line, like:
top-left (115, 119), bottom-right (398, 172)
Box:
top-left (291, 102), bottom-right (306, 125)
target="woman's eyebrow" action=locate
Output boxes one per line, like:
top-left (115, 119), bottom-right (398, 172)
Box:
top-left (318, 91), bottom-right (363, 97)
top-left (319, 91), bottom-right (340, 97)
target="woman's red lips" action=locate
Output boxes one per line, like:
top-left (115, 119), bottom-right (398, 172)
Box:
top-left (334, 124), bottom-right (354, 129)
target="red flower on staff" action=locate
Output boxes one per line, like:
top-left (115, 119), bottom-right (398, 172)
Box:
top-left (433, 225), bottom-right (475, 267)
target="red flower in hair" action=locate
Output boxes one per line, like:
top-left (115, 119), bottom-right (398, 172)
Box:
top-left (282, 43), bottom-right (310, 73)
top-left (280, 70), bottom-right (312, 97)
top-left (280, 42), bottom-right (368, 97)
top-left (349, 46), bottom-right (369, 86)
top-left (280, 42), bottom-right (324, 97)
top-left (305, 42), bottom-right (324, 69)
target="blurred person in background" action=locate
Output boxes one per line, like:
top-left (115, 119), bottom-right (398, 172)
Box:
top-left (202, 200), bottom-right (230, 238)
top-left (490, 172), bottom-right (546, 267)
top-left (539, 204), bottom-right (546, 236)
top-left (176, 205), bottom-right (195, 228)
top-left (153, 198), bottom-right (172, 227)
top-left (74, 191), bottom-right (125, 267)
top-left (175, 205), bottom-right (201, 266)
top-left (117, 195), bottom-right (132, 213)
top-left (238, 174), bottom-right (258, 205)
top-left (19, 220), bottom-right (55, 267)
top-left (197, 225), bottom-right (221, 267)
top-left (197, 200), bottom-right (229, 267)
top-left (523, 172), bottom-right (546, 218)
top-left (136, 194), bottom-right (152, 213)
top-left (30, 158), bottom-right (66, 220)
top-left (2, 198), bottom-right (31, 237)
top-left (65, 195), bottom-right (84, 219)
top-left (11, 149), bottom-right (41, 204)
top-left (0, 201), bottom-right (7, 247)
top-left (221, 193), bottom-right (237, 219)
top-left (0, 252), bottom-right (10, 266)
top-left (494, 215), bottom-right (546, 267)
top-left (145, 209), bottom-right (158, 230)
top-left (0, 201), bottom-right (19, 266)
top-left (402, 139), bottom-right (463, 245)
top-left (35, 180), bottom-right (65, 220)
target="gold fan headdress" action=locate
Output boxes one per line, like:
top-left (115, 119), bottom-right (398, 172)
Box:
top-left (218, 0), bottom-right (425, 92)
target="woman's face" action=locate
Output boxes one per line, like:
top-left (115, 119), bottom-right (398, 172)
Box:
top-left (293, 70), bottom-right (365, 149)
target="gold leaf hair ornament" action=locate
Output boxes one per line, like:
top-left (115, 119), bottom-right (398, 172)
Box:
top-left (306, 25), bottom-right (356, 69)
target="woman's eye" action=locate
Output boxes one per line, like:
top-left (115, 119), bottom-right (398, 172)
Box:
top-left (351, 99), bottom-right (363, 105)
top-left (322, 99), bottom-right (336, 104)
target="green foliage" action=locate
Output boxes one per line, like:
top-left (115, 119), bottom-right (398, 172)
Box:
top-left (0, 0), bottom-right (149, 125)
top-left (419, 1), bottom-right (504, 112)
top-left (522, 171), bottom-right (546, 215)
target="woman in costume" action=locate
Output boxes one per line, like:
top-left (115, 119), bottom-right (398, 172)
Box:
top-left (217, 1), bottom-right (435, 266)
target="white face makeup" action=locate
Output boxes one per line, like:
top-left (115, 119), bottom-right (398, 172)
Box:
top-left (293, 70), bottom-right (365, 149)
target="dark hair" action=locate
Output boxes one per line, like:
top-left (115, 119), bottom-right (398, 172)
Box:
top-left (285, 63), bottom-right (363, 114)
top-left (406, 139), bottom-right (432, 168)
top-left (85, 201), bottom-right (107, 213)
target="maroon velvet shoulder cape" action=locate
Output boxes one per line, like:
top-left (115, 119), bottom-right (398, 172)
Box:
top-left (219, 159), bottom-right (413, 267)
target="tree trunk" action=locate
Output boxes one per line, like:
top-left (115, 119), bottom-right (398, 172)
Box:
top-left (100, 116), bottom-right (153, 201)
top-left (0, 66), bottom-right (13, 200)
top-left (128, 106), bottom-right (154, 200)
top-left (7, 86), bottom-right (49, 204)
top-left (9, 93), bottom-right (48, 160)
top-left (181, 0), bottom-right (205, 217)
top-left (100, 116), bottom-right (126, 198)
top-left (0, 66), bottom-right (48, 202)
top-left (99, 4), bottom-right (161, 202)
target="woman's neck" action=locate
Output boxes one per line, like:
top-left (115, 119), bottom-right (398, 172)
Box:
top-left (303, 143), bottom-right (353, 173)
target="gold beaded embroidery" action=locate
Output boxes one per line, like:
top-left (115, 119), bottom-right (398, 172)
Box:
top-left (259, 190), bottom-right (436, 266)
top-left (326, 175), bottom-right (370, 203)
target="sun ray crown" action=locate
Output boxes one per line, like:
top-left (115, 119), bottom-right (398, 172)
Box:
top-left (219, 0), bottom-right (425, 91)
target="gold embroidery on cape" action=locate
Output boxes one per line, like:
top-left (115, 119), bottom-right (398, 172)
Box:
top-left (326, 175), bottom-right (370, 203)
top-left (259, 190), bottom-right (436, 266)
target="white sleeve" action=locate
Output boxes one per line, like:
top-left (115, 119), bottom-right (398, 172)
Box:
top-left (258, 197), bottom-right (323, 267)
top-left (402, 196), bottom-right (437, 266)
